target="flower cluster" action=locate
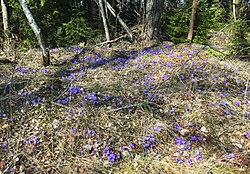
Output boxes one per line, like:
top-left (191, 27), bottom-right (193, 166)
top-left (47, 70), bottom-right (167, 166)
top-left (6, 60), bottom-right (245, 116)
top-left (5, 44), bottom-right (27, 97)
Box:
top-left (103, 147), bottom-right (121, 162)
top-left (22, 135), bottom-right (40, 145)
top-left (141, 134), bottom-right (156, 153)
top-left (68, 86), bottom-right (82, 95)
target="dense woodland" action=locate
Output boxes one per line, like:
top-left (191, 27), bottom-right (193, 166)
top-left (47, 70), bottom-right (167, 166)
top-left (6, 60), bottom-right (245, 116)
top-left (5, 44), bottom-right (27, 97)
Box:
top-left (0, 0), bottom-right (250, 174)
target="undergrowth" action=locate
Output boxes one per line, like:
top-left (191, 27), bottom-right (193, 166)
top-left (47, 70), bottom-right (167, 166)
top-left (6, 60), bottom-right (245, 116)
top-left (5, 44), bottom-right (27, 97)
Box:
top-left (0, 43), bottom-right (249, 173)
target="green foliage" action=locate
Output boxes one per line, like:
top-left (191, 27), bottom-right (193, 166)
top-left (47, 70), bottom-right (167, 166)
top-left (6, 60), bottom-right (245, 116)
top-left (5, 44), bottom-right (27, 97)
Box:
top-left (163, 0), bottom-right (225, 44)
top-left (56, 12), bottom-right (100, 47)
top-left (5, 0), bottom-right (101, 49)
top-left (228, 19), bottom-right (250, 59)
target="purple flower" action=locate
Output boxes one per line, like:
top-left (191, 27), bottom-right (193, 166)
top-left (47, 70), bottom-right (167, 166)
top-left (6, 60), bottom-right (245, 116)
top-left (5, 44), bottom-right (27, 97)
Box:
top-left (244, 130), bottom-right (250, 139)
top-left (174, 124), bottom-right (182, 130)
top-left (121, 147), bottom-right (126, 151)
top-left (220, 101), bottom-right (228, 107)
top-left (169, 109), bottom-right (175, 113)
top-left (43, 69), bottom-right (49, 73)
top-left (175, 137), bottom-right (187, 146)
top-left (188, 158), bottom-right (193, 165)
top-left (70, 127), bottom-right (77, 133)
top-left (226, 153), bottom-right (235, 158)
top-left (164, 44), bottom-right (171, 49)
top-left (108, 153), bottom-right (116, 162)
top-left (234, 102), bottom-right (241, 107)
top-left (88, 129), bottom-right (94, 136)
top-left (155, 125), bottom-right (163, 132)
top-left (68, 86), bottom-right (81, 95)
top-left (143, 142), bottom-right (152, 148)
top-left (129, 143), bottom-right (135, 149)
top-left (192, 136), bottom-right (199, 143)
top-left (163, 75), bottom-right (170, 80)
top-left (31, 100), bottom-right (37, 105)
top-left (2, 141), bottom-right (7, 147)
top-left (117, 57), bottom-right (127, 63)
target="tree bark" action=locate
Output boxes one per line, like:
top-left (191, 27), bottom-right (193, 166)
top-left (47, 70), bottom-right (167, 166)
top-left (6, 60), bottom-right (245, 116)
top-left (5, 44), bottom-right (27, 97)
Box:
top-left (144, 0), bottom-right (164, 40)
top-left (19, 0), bottom-right (50, 66)
top-left (1, 0), bottom-right (10, 52)
top-left (1, 0), bottom-right (9, 37)
top-left (99, 0), bottom-right (110, 42)
top-left (187, 0), bottom-right (198, 41)
top-left (232, 0), bottom-right (236, 22)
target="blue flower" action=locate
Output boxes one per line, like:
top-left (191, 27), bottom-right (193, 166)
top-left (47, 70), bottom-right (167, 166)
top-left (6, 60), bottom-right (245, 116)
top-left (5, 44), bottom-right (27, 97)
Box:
top-left (2, 141), bottom-right (7, 147)
top-left (220, 101), bottom-right (228, 107)
top-left (188, 158), bottom-right (193, 165)
top-left (164, 44), bottom-right (171, 49)
top-left (155, 125), bottom-right (163, 132)
top-left (226, 153), bottom-right (235, 158)
top-left (192, 136), bottom-right (199, 143)
top-left (68, 86), bottom-right (81, 95)
top-left (175, 137), bottom-right (187, 146)
top-left (163, 75), bottom-right (170, 80)
top-left (174, 124), bottom-right (182, 130)
top-left (117, 57), bottom-right (127, 63)
top-left (88, 129), bottom-right (94, 136)
top-left (244, 130), bottom-right (250, 139)
top-left (43, 69), bottom-right (49, 73)
top-left (234, 102), bottom-right (241, 107)
top-left (107, 153), bottom-right (116, 162)
top-left (129, 143), bottom-right (135, 149)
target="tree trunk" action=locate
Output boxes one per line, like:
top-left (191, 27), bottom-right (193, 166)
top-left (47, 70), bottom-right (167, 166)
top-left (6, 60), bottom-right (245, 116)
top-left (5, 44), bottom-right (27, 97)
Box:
top-left (1, 0), bottom-right (10, 52)
top-left (144, 0), bottom-right (164, 40)
top-left (19, 0), bottom-right (50, 66)
top-left (99, 0), bottom-right (111, 42)
top-left (187, 0), bottom-right (198, 41)
top-left (1, 0), bottom-right (9, 37)
top-left (232, 0), bottom-right (236, 22)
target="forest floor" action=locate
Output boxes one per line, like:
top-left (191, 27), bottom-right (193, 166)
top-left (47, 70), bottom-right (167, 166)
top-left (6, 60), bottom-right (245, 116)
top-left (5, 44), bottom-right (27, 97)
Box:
top-left (0, 41), bottom-right (249, 174)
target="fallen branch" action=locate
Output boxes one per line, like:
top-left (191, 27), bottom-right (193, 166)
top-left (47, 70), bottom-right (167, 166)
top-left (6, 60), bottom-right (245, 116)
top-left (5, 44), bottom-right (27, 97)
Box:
top-left (95, 34), bottom-right (129, 47)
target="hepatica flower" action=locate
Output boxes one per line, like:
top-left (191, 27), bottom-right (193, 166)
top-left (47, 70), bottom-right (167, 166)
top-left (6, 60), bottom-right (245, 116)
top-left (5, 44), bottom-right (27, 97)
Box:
top-left (129, 143), bottom-right (135, 149)
top-left (174, 124), bottom-right (182, 130)
top-left (219, 101), bottom-right (228, 107)
top-left (68, 86), bottom-right (82, 95)
top-left (175, 137), bottom-right (187, 146)
top-left (245, 130), bottom-right (250, 139)
top-left (234, 101), bottom-right (241, 107)
top-left (43, 68), bottom-right (49, 73)
top-left (2, 141), bottom-right (7, 147)
top-left (117, 57), bottom-right (127, 63)
top-left (88, 129), bottom-right (94, 136)
top-left (163, 75), bottom-right (170, 80)
top-left (226, 153), bottom-right (235, 159)
top-left (155, 125), bottom-right (163, 132)
top-left (103, 147), bottom-right (120, 162)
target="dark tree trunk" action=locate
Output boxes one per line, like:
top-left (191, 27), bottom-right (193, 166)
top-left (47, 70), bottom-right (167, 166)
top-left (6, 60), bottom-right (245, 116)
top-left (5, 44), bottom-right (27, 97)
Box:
top-left (187, 0), bottom-right (198, 41)
top-left (144, 0), bottom-right (165, 40)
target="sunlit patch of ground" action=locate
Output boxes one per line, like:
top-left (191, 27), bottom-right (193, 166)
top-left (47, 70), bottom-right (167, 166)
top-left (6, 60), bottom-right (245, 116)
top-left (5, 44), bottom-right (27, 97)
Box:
top-left (0, 43), bottom-right (249, 173)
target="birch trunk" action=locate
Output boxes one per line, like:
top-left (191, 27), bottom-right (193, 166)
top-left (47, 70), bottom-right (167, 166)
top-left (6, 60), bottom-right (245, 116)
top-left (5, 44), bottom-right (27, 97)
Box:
top-left (233, 0), bottom-right (236, 22)
top-left (1, 0), bottom-right (9, 37)
top-left (1, 0), bottom-right (10, 53)
top-left (187, 0), bottom-right (198, 41)
top-left (19, 0), bottom-right (50, 66)
top-left (99, 0), bottom-right (110, 42)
